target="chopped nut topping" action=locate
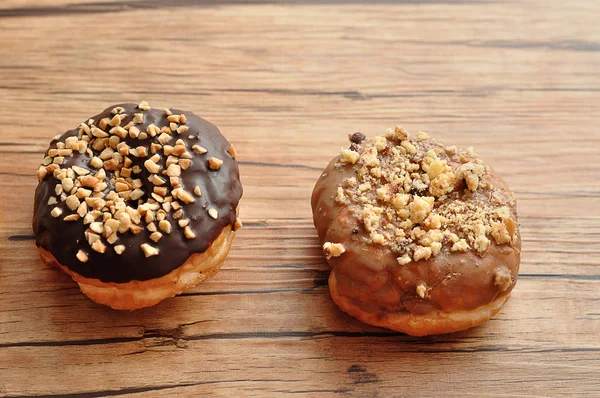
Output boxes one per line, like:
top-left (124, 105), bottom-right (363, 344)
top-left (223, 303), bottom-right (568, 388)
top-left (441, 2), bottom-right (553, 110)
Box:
top-left (149, 232), bottom-right (163, 242)
top-left (159, 220), bottom-right (172, 234)
top-left (184, 226), bottom-right (196, 239)
top-left (166, 164), bottom-right (181, 177)
top-left (494, 268), bottom-right (513, 292)
top-left (397, 254), bottom-right (411, 265)
top-left (147, 222), bottom-right (157, 232)
top-left (39, 103), bottom-right (241, 261)
top-left (90, 157), bottom-right (103, 169)
top-left (158, 133), bottom-right (172, 145)
top-left (62, 178), bottom-right (74, 193)
top-left (323, 242), bottom-right (345, 260)
top-left (144, 159), bottom-right (161, 174)
top-left (208, 157), bottom-right (223, 170)
top-left (173, 188), bottom-right (195, 204)
top-left (138, 101), bottom-right (150, 111)
top-left (76, 250), bottom-right (89, 263)
top-left (192, 145), bottom-right (207, 154)
top-left (413, 246), bottom-right (432, 261)
top-left (234, 219), bottom-right (243, 231)
top-left (71, 166), bottom-right (90, 176)
top-left (37, 167), bottom-right (48, 181)
top-left (416, 282), bottom-right (427, 298)
top-left (89, 221), bottom-right (104, 234)
top-left (65, 195), bottom-right (80, 211)
top-left (340, 148), bottom-right (360, 164)
top-left (140, 243), bottom-right (159, 257)
top-left (91, 239), bottom-right (106, 254)
top-left (333, 127), bottom-right (518, 262)
top-left (80, 175), bottom-right (99, 188)
top-left (227, 145), bottom-right (237, 158)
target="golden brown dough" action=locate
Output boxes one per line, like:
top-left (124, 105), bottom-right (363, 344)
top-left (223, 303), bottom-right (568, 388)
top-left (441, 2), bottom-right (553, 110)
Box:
top-left (312, 128), bottom-right (521, 336)
top-left (39, 226), bottom-right (234, 310)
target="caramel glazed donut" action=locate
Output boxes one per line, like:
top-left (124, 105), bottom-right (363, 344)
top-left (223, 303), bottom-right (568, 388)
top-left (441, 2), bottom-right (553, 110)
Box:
top-left (312, 128), bottom-right (521, 336)
top-left (33, 102), bottom-right (243, 310)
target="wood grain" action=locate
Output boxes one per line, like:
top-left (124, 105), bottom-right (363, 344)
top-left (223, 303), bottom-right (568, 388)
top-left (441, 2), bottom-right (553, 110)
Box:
top-left (1, 0), bottom-right (599, 396)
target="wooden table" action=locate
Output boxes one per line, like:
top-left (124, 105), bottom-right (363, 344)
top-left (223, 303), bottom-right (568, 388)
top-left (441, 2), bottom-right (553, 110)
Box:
top-left (1, 0), bottom-right (599, 396)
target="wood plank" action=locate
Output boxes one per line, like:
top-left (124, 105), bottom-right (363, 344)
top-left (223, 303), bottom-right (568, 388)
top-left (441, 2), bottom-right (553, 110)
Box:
top-left (1, 278), bottom-right (599, 347)
top-left (3, 341), bottom-right (599, 397)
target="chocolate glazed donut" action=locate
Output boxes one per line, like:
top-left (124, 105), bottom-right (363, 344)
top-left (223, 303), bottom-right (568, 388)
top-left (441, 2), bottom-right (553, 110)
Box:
top-left (311, 127), bottom-right (521, 336)
top-left (33, 102), bottom-right (242, 309)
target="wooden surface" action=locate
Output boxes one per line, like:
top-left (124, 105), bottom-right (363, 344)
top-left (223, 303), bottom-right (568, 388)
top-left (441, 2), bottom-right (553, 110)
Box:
top-left (1, 0), bottom-right (599, 396)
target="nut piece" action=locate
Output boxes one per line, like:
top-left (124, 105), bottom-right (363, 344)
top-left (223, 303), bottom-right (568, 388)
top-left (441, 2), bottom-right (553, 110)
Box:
top-left (416, 282), bottom-right (427, 298)
top-left (138, 101), bottom-right (150, 111)
top-left (166, 164), bottom-right (181, 177)
top-left (140, 243), bottom-right (159, 257)
top-left (323, 242), bottom-right (345, 260)
top-left (413, 246), bottom-right (432, 261)
top-left (158, 219), bottom-right (172, 234)
top-left (491, 222), bottom-right (511, 245)
top-left (409, 196), bottom-right (433, 224)
top-left (208, 208), bottom-right (218, 219)
top-left (76, 250), bottom-right (89, 263)
top-left (494, 268), bottom-right (513, 292)
top-left (51, 207), bottom-right (63, 218)
top-left (184, 226), bottom-right (196, 239)
top-left (451, 239), bottom-right (469, 252)
top-left (192, 145), bottom-right (207, 154)
top-left (114, 245), bottom-right (126, 255)
top-left (208, 157), bottom-right (223, 170)
top-left (91, 239), bottom-right (106, 254)
top-left (173, 188), bottom-right (195, 204)
top-left (234, 219), bottom-right (243, 231)
top-left (149, 232), bottom-right (163, 242)
top-left (227, 145), bottom-right (237, 158)
top-left (457, 162), bottom-right (485, 192)
top-left (90, 157), bottom-right (103, 168)
top-left (144, 159), bottom-right (161, 174)
top-left (340, 148), bottom-right (360, 164)
top-left (71, 166), bottom-right (90, 176)
top-left (89, 222), bottom-right (104, 234)
top-left (65, 195), bottom-right (80, 211)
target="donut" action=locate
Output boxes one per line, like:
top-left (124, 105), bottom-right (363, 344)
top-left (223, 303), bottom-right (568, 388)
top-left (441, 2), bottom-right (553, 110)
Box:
top-left (311, 128), bottom-right (520, 336)
top-left (33, 102), bottom-right (243, 310)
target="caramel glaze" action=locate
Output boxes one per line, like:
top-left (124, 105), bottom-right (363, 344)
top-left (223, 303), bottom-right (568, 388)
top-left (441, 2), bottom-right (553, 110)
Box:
top-left (33, 104), bottom-right (242, 283)
top-left (311, 149), bottom-right (521, 317)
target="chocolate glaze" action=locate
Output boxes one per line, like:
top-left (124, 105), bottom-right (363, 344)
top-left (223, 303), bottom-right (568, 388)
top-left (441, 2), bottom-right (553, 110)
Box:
top-left (33, 104), bottom-right (242, 283)
top-left (311, 137), bottom-right (520, 317)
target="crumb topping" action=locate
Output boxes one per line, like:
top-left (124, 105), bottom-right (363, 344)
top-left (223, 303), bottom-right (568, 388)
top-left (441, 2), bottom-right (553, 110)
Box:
top-left (37, 101), bottom-right (236, 263)
top-left (335, 127), bottom-right (518, 263)
top-left (323, 242), bottom-right (345, 260)
top-left (494, 268), bottom-right (513, 291)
